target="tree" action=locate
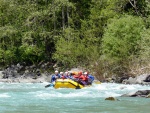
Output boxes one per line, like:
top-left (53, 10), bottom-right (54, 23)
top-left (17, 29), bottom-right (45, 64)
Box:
top-left (0, 26), bottom-right (20, 65)
top-left (101, 15), bottom-right (145, 75)
top-left (139, 28), bottom-right (150, 64)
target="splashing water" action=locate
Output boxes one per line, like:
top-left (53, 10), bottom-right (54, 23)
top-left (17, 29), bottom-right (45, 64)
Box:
top-left (0, 82), bottom-right (150, 113)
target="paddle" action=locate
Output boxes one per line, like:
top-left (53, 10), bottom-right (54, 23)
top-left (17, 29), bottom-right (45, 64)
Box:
top-left (76, 83), bottom-right (81, 89)
top-left (45, 84), bottom-right (51, 88)
top-left (45, 83), bottom-right (54, 88)
top-left (75, 78), bottom-right (83, 89)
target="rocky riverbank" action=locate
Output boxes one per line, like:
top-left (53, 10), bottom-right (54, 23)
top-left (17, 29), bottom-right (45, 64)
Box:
top-left (0, 63), bottom-right (53, 83)
top-left (120, 74), bottom-right (150, 85)
top-left (0, 63), bottom-right (85, 83)
top-left (1, 63), bottom-right (150, 99)
top-left (105, 74), bottom-right (150, 85)
top-left (121, 90), bottom-right (150, 98)
top-left (0, 63), bottom-right (150, 85)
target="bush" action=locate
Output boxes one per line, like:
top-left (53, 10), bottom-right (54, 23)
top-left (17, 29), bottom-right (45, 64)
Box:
top-left (101, 15), bottom-right (145, 75)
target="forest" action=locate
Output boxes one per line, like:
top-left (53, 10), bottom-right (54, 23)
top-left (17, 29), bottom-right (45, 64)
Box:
top-left (0, 0), bottom-right (150, 79)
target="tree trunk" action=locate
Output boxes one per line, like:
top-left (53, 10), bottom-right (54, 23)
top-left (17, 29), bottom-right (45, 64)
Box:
top-left (62, 6), bottom-right (65, 31)
top-left (67, 6), bottom-right (69, 27)
top-left (54, 11), bottom-right (56, 31)
top-left (129, 0), bottom-right (139, 15)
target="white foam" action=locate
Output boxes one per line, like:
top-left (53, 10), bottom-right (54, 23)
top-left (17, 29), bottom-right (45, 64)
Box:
top-left (22, 83), bottom-right (150, 99)
top-left (0, 93), bottom-right (11, 98)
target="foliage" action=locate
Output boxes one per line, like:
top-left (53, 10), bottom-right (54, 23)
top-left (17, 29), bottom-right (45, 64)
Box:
top-left (0, 0), bottom-right (149, 78)
top-left (101, 15), bottom-right (145, 75)
top-left (102, 15), bottom-right (144, 60)
top-left (139, 28), bottom-right (150, 63)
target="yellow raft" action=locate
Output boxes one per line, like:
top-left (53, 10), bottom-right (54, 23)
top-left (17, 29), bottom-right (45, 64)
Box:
top-left (54, 79), bottom-right (84, 89)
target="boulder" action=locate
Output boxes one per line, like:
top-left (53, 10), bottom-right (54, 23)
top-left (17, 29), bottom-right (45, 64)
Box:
top-left (122, 74), bottom-right (150, 85)
top-left (105, 97), bottom-right (119, 101)
top-left (136, 74), bottom-right (149, 84)
top-left (146, 94), bottom-right (150, 98)
top-left (144, 75), bottom-right (150, 82)
top-left (121, 90), bottom-right (150, 97)
top-left (121, 91), bottom-right (137, 97)
top-left (122, 77), bottom-right (136, 84)
top-left (118, 76), bottom-right (129, 83)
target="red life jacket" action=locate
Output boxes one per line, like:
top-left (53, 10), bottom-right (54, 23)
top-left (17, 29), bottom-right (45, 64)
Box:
top-left (79, 75), bottom-right (87, 81)
top-left (73, 75), bottom-right (79, 78)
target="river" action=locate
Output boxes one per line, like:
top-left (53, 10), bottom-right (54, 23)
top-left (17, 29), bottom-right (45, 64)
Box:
top-left (0, 83), bottom-right (150, 113)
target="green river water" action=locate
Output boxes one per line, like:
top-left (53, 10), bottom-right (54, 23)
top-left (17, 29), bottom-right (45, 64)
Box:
top-left (0, 83), bottom-right (150, 113)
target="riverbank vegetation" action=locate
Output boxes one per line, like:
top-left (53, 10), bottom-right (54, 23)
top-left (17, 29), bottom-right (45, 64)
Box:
top-left (0, 0), bottom-right (150, 80)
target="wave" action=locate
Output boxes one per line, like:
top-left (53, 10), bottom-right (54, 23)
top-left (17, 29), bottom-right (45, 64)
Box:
top-left (0, 93), bottom-right (11, 98)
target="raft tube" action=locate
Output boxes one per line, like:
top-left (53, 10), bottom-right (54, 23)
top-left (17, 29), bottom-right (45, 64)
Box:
top-left (54, 79), bottom-right (84, 89)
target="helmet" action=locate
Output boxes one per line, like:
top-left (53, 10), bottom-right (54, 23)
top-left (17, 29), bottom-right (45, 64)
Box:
top-left (60, 72), bottom-right (63, 75)
top-left (65, 71), bottom-right (68, 74)
top-left (84, 72), bottom-right (88, 75)
top-left (65, 71), bottom-right (68, 75)
top-left (55, 70), bottom-right (58, 73)
top-left (72, 71), bottom-right (77, 75)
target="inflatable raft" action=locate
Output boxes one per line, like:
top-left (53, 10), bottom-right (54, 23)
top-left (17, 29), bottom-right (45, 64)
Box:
top-left (45, 79), bottom-right (100, 89)
top-left (54, 79), bottom-right (84, 89)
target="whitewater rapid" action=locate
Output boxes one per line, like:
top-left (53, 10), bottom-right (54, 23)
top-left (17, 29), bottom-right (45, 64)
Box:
top-left (0, 83), bottom-right (150, 113)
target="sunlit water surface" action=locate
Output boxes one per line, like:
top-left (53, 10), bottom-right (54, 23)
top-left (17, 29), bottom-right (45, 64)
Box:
top-left (0, 83), bottom-right (150, 113)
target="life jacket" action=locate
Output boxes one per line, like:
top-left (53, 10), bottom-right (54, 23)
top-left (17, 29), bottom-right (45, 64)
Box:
top-left (73, 75), bottom-right (79, 78)
top-left (55, 74), bottom-right (61, 78)
top-left (51, 74), bottom-right (61, 82)
top-left (79, 75), bottom-right (87, 81)
top-left (68, 75), bottom-right (73, 79)
top-left (88, 75), bottom-right (94, 83)
top-left (51, 75), bottom-right (56, 82)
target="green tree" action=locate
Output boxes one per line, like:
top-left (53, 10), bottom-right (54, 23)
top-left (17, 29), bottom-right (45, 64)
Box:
top-left (139, 28), bottom-right (150, 64)
top-left (101, 15), bottom-right (145, 75)
top-left (0, 26), bottom-right (20, 65)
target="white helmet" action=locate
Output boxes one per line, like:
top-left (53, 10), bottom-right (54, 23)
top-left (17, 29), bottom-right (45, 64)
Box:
top-left (55, 70), bottom-right (58, 73)
top-left (84, 72), bottom-right (88, 75)
top-left (65, 71), bottom-right (68, 74)
top-left (60, 72), bottom-right (63, 75)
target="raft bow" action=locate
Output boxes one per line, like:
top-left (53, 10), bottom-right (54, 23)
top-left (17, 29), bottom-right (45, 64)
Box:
top-left (54, 79), bottom-right (84, 89)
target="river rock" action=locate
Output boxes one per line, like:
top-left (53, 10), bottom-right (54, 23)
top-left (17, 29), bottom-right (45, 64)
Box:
top-left (120, 91), bottom-right (136, 97)
top-left (144, 75), bottom-right (150, 82)
top-left (121, 90), bottom-right (150, 97)
top-left (146, 94), bottom-right (150, 98)
top-left (122, 74), bottom-right (150, 85)
top-left (136, 74), bottom-right (149, 84)
top-left (105, 97), bottom-right (119, 101)
top-left (122, 77), bottom-right (136, 84)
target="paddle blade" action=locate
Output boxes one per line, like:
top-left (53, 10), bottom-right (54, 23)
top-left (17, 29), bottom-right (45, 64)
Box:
top-left (75, 86), bottom-right (81, 89)
top-left (45, 83), bottom-right (54, 88)
top-left (45, 84), bottom-right (51, 88)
